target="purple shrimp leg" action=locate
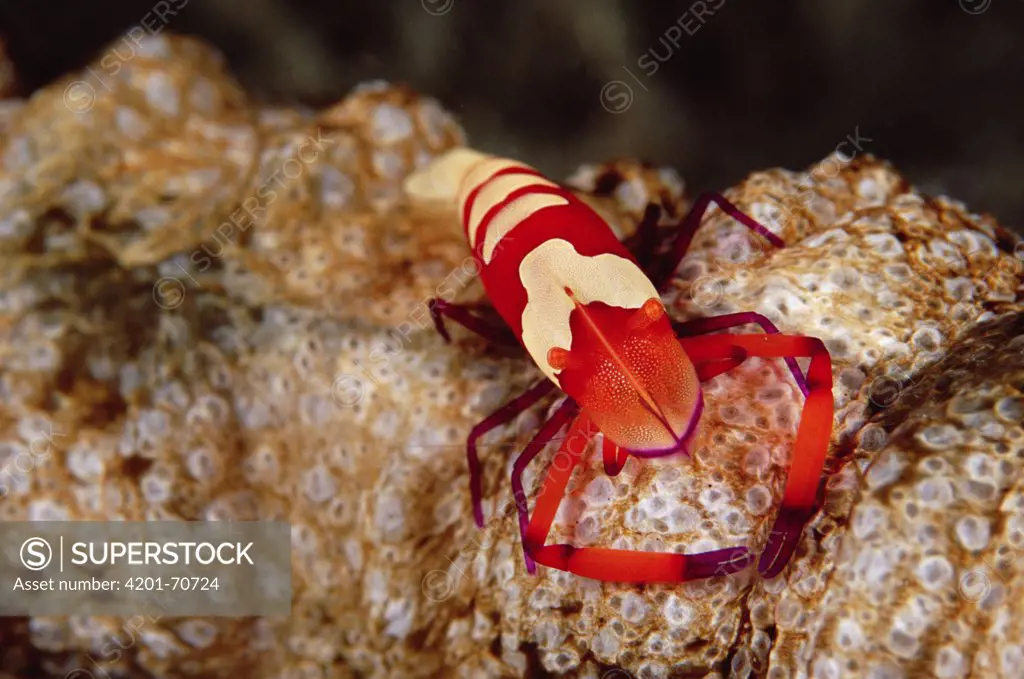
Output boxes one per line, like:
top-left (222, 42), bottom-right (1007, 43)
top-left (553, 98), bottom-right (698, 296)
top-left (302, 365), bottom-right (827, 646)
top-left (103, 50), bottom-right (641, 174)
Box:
top-left (428, 298), bottom-right (519, 346)
top-left (652, 192), bottom-right (785, 291)
top-left (510, 398), bottom-right (580, 573)
top-left (626, 203), bottom-right (664, 271)
top-left (465, 380), bottom-right (556, 526)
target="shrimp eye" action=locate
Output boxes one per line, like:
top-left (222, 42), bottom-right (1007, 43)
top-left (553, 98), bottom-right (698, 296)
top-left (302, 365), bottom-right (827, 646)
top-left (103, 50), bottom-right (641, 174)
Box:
top-left (547, 346), bottom-right (571, 370)
top-left (630, 297), bottom-right (665, 329)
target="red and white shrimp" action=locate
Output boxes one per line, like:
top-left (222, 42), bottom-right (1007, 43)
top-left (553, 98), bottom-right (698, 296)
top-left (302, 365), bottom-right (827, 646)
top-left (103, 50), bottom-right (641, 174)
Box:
top-left (406, 149), bottom-right (834, 583)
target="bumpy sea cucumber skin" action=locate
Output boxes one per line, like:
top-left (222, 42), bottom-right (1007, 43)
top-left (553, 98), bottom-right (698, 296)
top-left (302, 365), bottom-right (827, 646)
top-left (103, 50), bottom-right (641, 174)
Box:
top-left (1, 32), bottom-right (1023, 679)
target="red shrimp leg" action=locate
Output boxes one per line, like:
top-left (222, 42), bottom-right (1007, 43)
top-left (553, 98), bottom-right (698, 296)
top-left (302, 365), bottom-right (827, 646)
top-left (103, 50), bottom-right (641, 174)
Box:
top-left (465, 379), bottom-right (556, 527)
top-left (675, 312), bottom-right (810, 396)
top-left (652, 192), bottom-right (784, 291)
top-left (601, 435), bottom-right (629, 477)
top-left (510, 398), bottom-right (579, 573)
top-left (428, 298), bottom-right (518, 346)
top-left (522, 414), bottom-right (596, 558)
top-left (680, 333), bottom-right (834, 578)
top-left (522, 415), bottom-right (754, 582)
top-left (694, 355), bottom-right (748, 382)
top-left (530, 544), bottom-right (753, 583)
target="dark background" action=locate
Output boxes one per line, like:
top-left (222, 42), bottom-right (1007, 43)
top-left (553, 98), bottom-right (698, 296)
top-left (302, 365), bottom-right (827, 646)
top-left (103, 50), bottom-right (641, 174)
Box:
top-left (1, 0), bottom-right (1022, 230)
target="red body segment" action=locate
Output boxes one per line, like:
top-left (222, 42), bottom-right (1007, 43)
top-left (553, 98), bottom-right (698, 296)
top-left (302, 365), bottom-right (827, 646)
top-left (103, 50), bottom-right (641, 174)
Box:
top-left (459, 163), bottom-right (636, 340)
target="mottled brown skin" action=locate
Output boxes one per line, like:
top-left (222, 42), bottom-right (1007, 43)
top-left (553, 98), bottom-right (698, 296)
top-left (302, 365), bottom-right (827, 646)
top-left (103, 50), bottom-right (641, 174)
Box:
top-left (1, 31), bottom-right (1022, 679)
